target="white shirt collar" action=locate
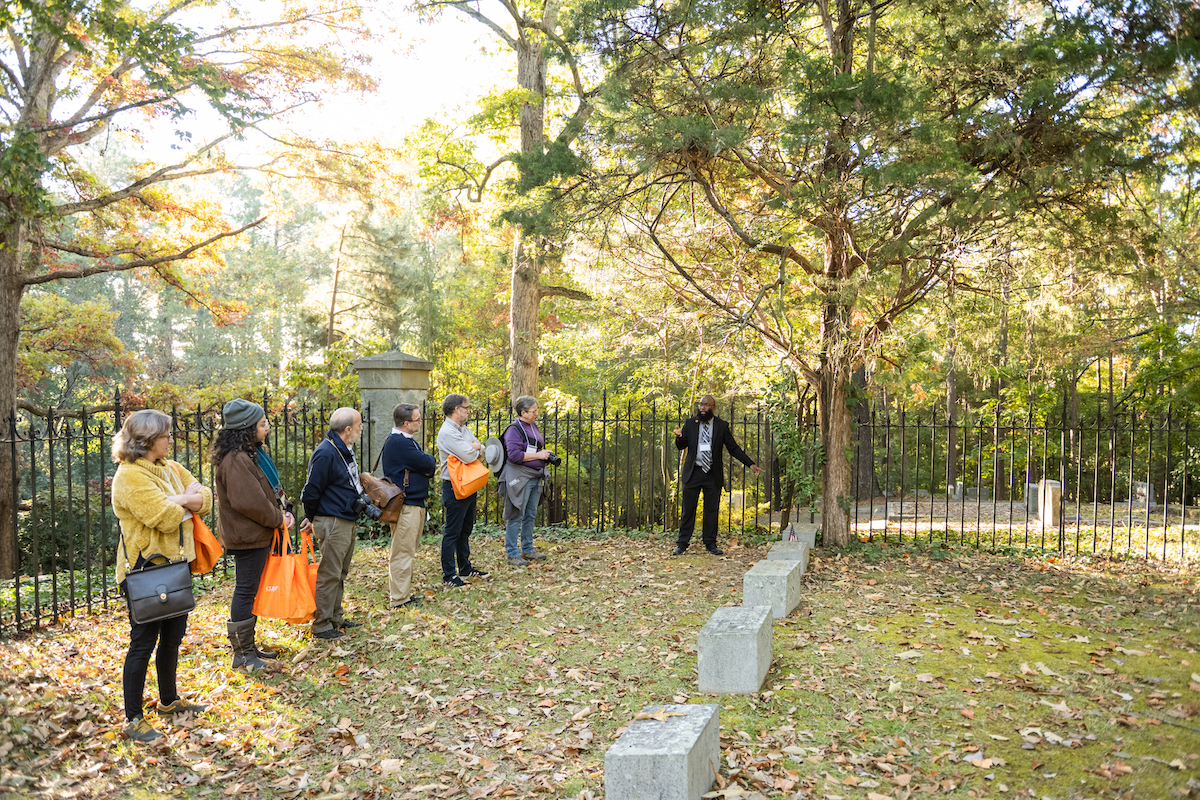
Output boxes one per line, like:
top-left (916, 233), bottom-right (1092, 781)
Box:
top-left (391, 426), bottom-right (414, 438)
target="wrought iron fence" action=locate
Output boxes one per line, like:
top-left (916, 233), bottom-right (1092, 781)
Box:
top-left (2, 392), bottom-right (1196, 636)
top-left (849, 404), bottom-right (1200, 562)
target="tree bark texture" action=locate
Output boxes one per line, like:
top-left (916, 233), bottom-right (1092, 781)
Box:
top-left (508, 31), bottom-right (548, 402)
top-left (510, 230), bottom-right (542, 400)
top-left (0, 222), bottom-right (28, 578)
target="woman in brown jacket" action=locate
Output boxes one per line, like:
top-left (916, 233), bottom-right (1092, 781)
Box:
top-left (211, 399), bottom-right (295, 670)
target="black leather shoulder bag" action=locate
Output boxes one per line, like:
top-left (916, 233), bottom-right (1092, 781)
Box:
top-left (121, 523), bottom-right (196, 625)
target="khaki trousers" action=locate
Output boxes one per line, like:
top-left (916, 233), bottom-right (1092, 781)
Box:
top-left (312, 516), bottom-right (356, 634)
top-left (387, 504), bottom-right (424, 605)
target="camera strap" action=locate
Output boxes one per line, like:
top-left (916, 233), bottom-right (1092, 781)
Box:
top-left (321, 437), bottom-right (363, 494)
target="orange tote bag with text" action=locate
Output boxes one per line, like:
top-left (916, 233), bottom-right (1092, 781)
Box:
top-left (252, 525), bottom-right (316, 624)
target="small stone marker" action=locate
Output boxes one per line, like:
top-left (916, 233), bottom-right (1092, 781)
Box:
top-left (1025, 483), bottom-right (1038, 514)
top-left (1131, 481), bottom-right (1157, 508)
top-left (949, 481), bottom-right (964, 501)
top-left (604, 704), bottom-right (720, 800)
top-left (1038, 479), bottom-right (1062, 527)
top-left (965, 487), bottom-right (992, 501)
top-left (767, 540), bottom-right (809, 573)
top-left (698, 606), bottom-right (772, 694)
top-left (742, 559), bottom-right (803, 620)
top-left (781, 523), bottom-right (817, 547)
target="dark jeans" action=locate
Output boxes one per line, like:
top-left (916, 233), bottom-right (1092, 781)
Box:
top-left (677, 482), bottom-right (721, 549)
top-left (122, 602), bottom-right (188, 721)
top-left (229, 545), bottom-right (270, 622)
top-left (441, 480), bottom-right (477, 579)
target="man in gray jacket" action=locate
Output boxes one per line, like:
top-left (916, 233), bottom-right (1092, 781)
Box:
top-left (435, 394), bottom-right (490, 588)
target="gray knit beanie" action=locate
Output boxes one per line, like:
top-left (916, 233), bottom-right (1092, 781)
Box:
top-left (223, 399), bottom-right (265, 430)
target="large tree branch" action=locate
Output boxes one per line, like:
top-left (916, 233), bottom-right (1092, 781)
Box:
top-left (15, 399), bottom-right (119, 419)
top-left (691, 173), bottom-right (817, 274)
top-left (22, 218), bottom-right (265, 286)
top-left (54, 133), bottom-right (237, 217)
top-left (435, 153), bottom-right (514, 203)
top-left (644, 226), bottom-right (785, 341)
top-left (538, 283), bottom-right (590, 301)
top-left (425, 0), bottom-right (519, 50)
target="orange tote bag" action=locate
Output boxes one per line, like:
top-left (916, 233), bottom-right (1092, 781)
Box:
top-left (253, 525), bottom-right (316, 624)
top-left (189, 516), bottom-right (223, 574)
top-left (447, 455), bottom-right (489, 500)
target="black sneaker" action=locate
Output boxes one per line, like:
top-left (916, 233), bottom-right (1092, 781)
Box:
top-left (338, 619), bottom-right (362, 630)
top-left (443, 576), bottom-right (468, 588)
top-left (394, 596), bottom-right (423, 609)
top-left (314, 628), bottom-right (345, 640)
top-left (461, 568), bottom-right (491, 579)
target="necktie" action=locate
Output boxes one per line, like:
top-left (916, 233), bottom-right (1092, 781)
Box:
top-left (697, 422), bottom-right (712, 473)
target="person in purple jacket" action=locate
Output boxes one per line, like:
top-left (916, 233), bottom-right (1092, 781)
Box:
top-left (499, 395), bottom-right (555, 566)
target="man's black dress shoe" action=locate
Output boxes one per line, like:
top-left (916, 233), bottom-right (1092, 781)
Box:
top-left (706, 546), bottom-right (724, 556)
top-left (671, 545), bottom-right (687, 556)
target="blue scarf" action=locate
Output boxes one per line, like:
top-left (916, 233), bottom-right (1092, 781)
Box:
top-left (255, 445), bottom-right (283, 493)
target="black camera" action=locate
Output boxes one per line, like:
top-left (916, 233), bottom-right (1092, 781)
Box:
top-left (352, 493), bottom-right (383, 521)
top-left (546, 452), bottom-right (562, 467)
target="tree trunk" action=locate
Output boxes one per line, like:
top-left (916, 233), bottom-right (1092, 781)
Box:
top-left (508, 32), bottom-right (548, 402)
top-left (816, 283), bottom-right (855, 547)
top-left (0, 222), bottom-right (28, 579)
top-left (817, 346), bottom-right (854, 547)
top-left (510, 229), bottom-right (542, 400)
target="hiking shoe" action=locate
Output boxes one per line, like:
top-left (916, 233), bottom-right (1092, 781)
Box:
top-left (507, 555), bottom-right (529, 567)
top-left (314, 628), bottom-right (345, 640)
top-left (393, 596), bottom-right (423, 609)
top-left (158, 699), bottom-right (208, 716)
top-left (461, 568), bottom-right (490, 579)
top-left (522, 549), bottom-right (547, 562)
top-left (443, 576), bottom-right (468, 588)
top-left (126, 717), bottom-right (161, 743)
top-left (337, 619), bottom-right (362, 630)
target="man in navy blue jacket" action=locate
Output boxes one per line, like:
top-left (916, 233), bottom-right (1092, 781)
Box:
top-left (381, 403), bottom-right (437, 609)
top-left (301, 407), bottom-right (364, 640)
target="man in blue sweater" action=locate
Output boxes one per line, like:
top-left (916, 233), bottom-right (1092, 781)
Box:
top-left (300, 407), bottom-right (364, 640)
top-left (381, 403), bottom-right (437, 609)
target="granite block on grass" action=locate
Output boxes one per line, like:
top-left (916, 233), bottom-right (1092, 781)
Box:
top-left (604, 704), bottom-right (720, 800)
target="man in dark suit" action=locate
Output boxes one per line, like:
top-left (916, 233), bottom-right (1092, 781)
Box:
top-left (673, 395), bottom-right (763, 555)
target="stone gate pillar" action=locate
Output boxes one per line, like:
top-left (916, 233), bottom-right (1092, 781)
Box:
top-left (353, 350), bottom-right (434, 474)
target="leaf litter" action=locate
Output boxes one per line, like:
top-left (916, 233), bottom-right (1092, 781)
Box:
top-left (0, 531), bottom-right (1197, 799)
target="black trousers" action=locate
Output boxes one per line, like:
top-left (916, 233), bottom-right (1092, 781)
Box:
top-left (123, 607), bottom-right (188, 721)
top-left (677, 482), bottom-right (721, 549)
top-left (229, 545), bottom-right (270, 622)
top-left (441, 480), bottom-right (477, 579)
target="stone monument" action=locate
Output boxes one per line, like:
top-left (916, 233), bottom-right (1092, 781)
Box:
top-left (353, 350), bottom-right (434, 473)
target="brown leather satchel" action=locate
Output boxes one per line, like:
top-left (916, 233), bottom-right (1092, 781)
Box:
top-left (361, 451), bottom-right (407, 523)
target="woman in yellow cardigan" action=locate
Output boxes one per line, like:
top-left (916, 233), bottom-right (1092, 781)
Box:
top-left (112, 409), bottom-right (213, 743)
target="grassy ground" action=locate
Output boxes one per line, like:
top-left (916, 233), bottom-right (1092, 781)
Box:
top-left (1, 527), bottom-right (1197, 799)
